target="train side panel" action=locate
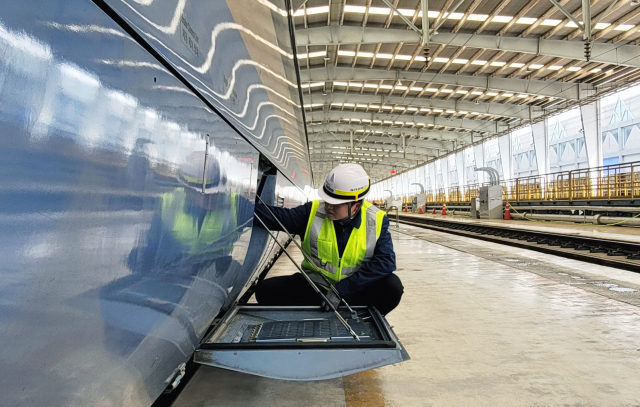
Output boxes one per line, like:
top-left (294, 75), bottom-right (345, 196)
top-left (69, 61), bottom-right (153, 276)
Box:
top-left (0, 1), bottom-right (307, 405)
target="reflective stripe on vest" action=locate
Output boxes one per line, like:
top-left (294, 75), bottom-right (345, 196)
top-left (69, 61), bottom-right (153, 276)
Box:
top-left (161, 188), bottom-right (237, 255)
top-left (301, 200), bottom-right (385, 286)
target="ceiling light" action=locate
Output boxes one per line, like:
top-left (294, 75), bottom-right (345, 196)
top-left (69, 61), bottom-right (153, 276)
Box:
top-left (510, 63), bottom-right (525, 68)
top-left (471, 91), bottom-right (483, 95)
top-left (502, 93), bottom-right (514, 97)
top-left (529, 64), bottom-right (544, 69)
top-left (615, 24), bottom-right (635, 31)
top-left (471, 60), bottom-right (488, 65)
top-left (486, 92), bottom-right (498, 96)
top-left (541, 19), bottom-right (561, 26)
top-left (490, 61), bottom-right (506, 67)
top-left (440, 89), bottom-right (453, 93)
top-left (548, 65), bottom-right (563, 70)
top-left (566, 66), bottom-right (582, 71)
top-left (590, 68), bottom-right (602, 73)
top-left (433, 57), bottom-right (449, 63)
top-left (516, 17), bottom-right (537, 24)
top-left (492, 16), bottom-right (512, 23)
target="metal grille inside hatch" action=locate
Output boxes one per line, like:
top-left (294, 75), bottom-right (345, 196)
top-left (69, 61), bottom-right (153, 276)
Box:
top-left (251, 319), bottom-right (368, 342)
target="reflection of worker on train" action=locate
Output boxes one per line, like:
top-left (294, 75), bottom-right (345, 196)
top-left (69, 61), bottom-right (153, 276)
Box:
top-left (254, 164), bottom-right (403, 315)
top-left (128, 150), bottom-right (244, 277)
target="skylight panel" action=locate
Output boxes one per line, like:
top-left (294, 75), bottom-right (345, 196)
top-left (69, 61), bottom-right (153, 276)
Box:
top-left (445, 110), bottom-right (456, 113)
top-left (516, 17), bottom-right (537, 24)
top-left (364, 83), bottom-right (378, 88)
top-left (344, 103), bottom-right (355, 107)
top-left (369, 104), bottom-right (381, 109)
top-left (357, 52), bottom-right (375, 58)
top-left (467, 14), bottom-right (488, 21)
top-left (376, 53), bottom-right (394, 59)
top-left (590, 68), bottom-right (602, 73)
top-left (594, 22), bottom-right (610, 29)
top-left (452, 59), bottom-right (469, 64)
top-left (407, 107), bottom-right (418, 111)
top-left (486, 92), bottom-right (498, 96)
top-left (517, 94), bottom-right (529, 98)
top-left (510, 63), bottom-right (525, 68)
top-left (541, 19), bottom-right (561, 26)
top-left (337, 50), bottom-right (356, 57)
top-left (379, 84), bottom-right (393, 89)
top-left (492, 16), bottom-right (512, 23)
top-left (349, 82), bottom-right (363, 87)
top-left (433, 109), bottom-right (443, 113)
top-left (394, 85), bottom-right (408, 90)
top-left (502, 93), bottom-right (514, 97)
top-left (471, 60), bottom-right (488, 65)
top-left (566, 66), bottom-right (581, 71)
top-left (394, 54), bottom-right (413, 60)
top-left (456, 90), bottom-right (468, 94)
top-left (471, 91), bottom-right (483, 95)
top-left (490, 61), bottom-right (506, 67)
top-left (547, 65), bottom-right (563, 70)
top-left (410, 87), bottom-right (423, 91)
top-left (424, 88), bottom-right (438, 92)
top-left (615, 24), bottom-right (635, 31)
top-left (440, 89), bottom-right (453, 93)
top-left (381, 105), bottom-right (393, 109)
top-left (344, 5), bottom-right (366, 13)
top-left (432, 57), bottom-right (449, 63)
top-left (334, 81), bottom-right (348, 86)
top-left (529, 64), bottom-right (544, 69)
top-left (414, 56), bottom-right (427, 62)
top-left (565, 21), bottom-right (580, 28)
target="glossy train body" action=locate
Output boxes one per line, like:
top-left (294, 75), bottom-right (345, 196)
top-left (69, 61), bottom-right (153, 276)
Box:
top-left (0, 0), bottom-right (311, 405)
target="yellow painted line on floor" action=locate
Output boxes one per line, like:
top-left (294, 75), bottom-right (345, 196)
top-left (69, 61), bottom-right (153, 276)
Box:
top-left (342, 370), bottom-right (386, 407)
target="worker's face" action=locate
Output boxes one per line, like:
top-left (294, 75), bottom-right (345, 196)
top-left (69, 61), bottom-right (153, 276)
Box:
top-left (325, 201), bottom-right (362, 220)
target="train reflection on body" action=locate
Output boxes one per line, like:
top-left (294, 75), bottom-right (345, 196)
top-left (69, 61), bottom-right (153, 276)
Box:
top-left (0, 0), bottom-right (310, 405)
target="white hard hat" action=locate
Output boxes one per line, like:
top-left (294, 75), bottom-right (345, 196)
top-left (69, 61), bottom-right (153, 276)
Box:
top-left (318, 163), bottom-right (370, 204)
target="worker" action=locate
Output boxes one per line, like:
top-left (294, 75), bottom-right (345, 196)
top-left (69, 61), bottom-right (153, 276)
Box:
top-left (254, 163), bottom-right (403, 315)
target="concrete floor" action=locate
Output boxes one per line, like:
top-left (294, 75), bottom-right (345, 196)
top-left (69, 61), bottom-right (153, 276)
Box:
top-left (173, 226), bottom-right (640, 407)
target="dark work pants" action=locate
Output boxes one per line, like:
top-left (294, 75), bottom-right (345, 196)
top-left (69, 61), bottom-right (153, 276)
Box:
top-left (254, 273), bottom-right (404, 315)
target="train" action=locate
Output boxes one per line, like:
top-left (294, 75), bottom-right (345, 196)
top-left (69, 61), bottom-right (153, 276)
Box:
top-left (0, 1), bottom-right (409, 405)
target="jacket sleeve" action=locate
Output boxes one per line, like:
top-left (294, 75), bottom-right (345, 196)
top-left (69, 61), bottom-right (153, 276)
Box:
top-left (254, 201), bottom-right (312, 238)
top-left (334, 215), bottom-right (396, 298)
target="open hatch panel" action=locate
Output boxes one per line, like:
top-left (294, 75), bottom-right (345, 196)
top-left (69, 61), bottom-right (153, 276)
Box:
top-left (194, 305), bottom-right (409, 380)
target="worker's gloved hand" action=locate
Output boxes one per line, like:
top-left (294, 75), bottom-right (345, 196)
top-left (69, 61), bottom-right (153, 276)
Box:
top-left (321, 290), bottom-right (341, 312)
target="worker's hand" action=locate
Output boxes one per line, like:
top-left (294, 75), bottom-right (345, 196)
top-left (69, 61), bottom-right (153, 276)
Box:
top-left (321, 290), bottom-right (341, 312)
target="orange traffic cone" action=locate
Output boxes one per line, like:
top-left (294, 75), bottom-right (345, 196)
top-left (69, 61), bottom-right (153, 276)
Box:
top-left (441, 203), bottom-right (447, 216)
top-left (504, 202), bottom-right (512, 220)
top-left (419, 204), bottom-right (424, 214)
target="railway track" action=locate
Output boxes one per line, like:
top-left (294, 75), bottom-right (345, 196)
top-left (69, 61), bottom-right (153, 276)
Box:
top-left (396, 214), bottom-right (640, 273)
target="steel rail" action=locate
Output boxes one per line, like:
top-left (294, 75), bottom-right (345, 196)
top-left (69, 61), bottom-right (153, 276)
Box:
top-left (395, 214), bottom-right (640, 272)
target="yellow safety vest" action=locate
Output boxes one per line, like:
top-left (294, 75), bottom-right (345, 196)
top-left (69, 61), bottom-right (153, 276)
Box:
top-left (161, 188), bottom-right (237, 255)
top-left (301, 200), bottom-right (385, 286)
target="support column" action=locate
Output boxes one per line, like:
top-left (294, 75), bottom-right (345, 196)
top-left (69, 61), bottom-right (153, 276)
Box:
top-left (455, 150), bottom-right (465, 188)
top-left (532, 121), bottom-right (549, 176)
top-left (440, 157), bottom-right (450, 195)
top-left (581, 101), bottom-right (602, 169)
top-left (427, 162), bottom-right (437, 194)
top-left (498, 133), bottom-right (512, 181)
top-left (473, 143), bottom-right (485, 184)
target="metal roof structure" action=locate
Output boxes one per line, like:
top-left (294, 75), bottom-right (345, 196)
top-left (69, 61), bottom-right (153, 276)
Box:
top-left (292, 0), bottom-right (640, 186)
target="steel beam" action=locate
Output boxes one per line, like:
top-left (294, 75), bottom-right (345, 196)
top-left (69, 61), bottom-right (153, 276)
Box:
top-left (296, 25), bottom-right (640, 70)
top-left (306, 110), bottom-right (501, 133)
top-left (306, 123), bottom-right (470, 144)
top-left (301, 67), bottom-right (588, 100)
top-left (305, 92), bottom-right (541, 120)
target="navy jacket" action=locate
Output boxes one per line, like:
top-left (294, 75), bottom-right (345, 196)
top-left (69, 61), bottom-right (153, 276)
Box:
top-left (254, 202), bottom-right (396, 298)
